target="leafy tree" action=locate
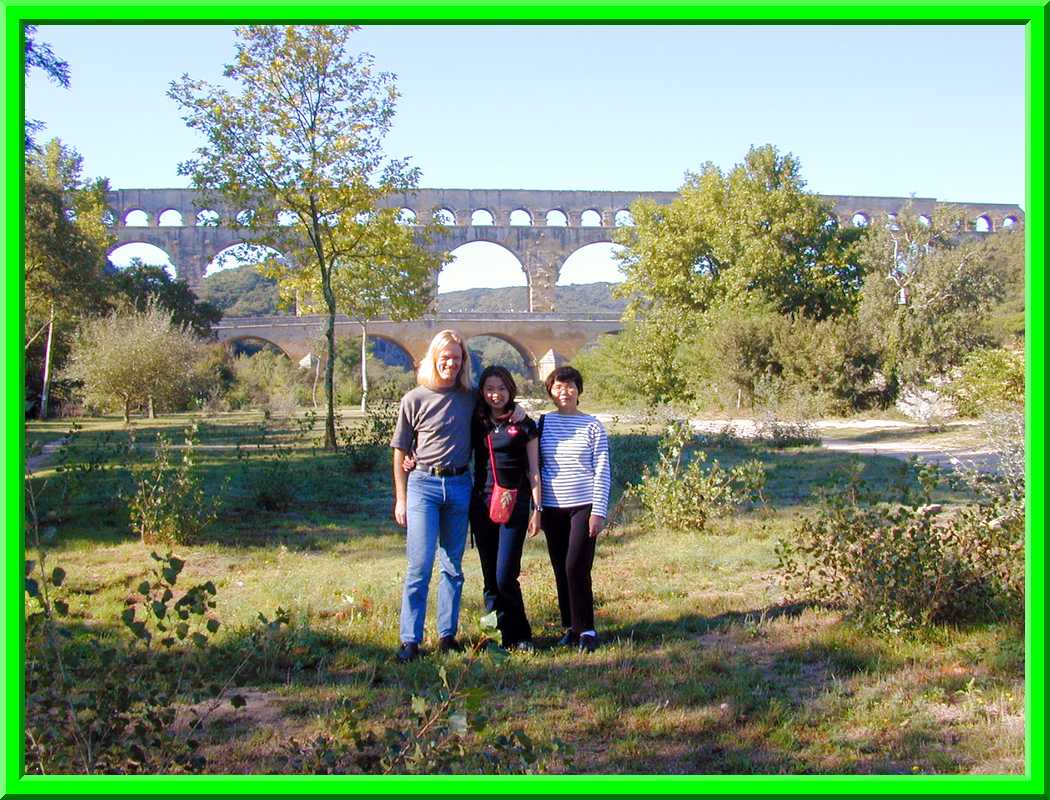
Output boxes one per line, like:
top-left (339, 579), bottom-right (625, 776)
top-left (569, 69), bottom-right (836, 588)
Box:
top-left (856, 204), bottom-right (1004, 387)
top-left (62, 302), bottom-right (204, 422)
top-left (198, 265), bottom-right (281, 317)
top-left (614, 144), bottom-right (862, 321)
top-left (170, 25), bottom-right (441, 445)
top-left (24, 25), bottom-right (71, 151)
top-left (105, 261), bottom-right (222, 338)
top-left (971, 227), bottom-right (1025, 344)
top-left (24, 139), bottom-right (114, 416)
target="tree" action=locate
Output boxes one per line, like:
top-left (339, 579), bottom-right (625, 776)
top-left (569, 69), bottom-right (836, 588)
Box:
top-left (169, 25), bottom-right (441, 447)
top-left (24, 139), bottom-right (114, 417)
top-left (856, 204), bottom-right (1004, 388)
top-left (62, 302), bottom-right (204, 422)
top-left (106, 261), bottom-right (222, 338)
top-left (24, 25), bottom-right (71, 151)
top-left (614, 144), bottom-right (863, 321)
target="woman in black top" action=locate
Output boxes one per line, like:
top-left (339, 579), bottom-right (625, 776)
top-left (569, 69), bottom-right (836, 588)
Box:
top-left (469, 365), bottom-right (542, 650)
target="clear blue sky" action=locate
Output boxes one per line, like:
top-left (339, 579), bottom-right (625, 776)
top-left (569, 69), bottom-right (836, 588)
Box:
top-left (24, 24), bottom-right (1027, 290)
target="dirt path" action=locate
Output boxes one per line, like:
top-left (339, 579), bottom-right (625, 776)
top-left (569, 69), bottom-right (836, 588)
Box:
top-left (25, 438), bottom-right (69, 474)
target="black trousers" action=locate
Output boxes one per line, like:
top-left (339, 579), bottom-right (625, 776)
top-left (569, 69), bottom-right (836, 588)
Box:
top-left (541, 504), bottom-right (596, 634)
top-left (469, 491), bottom-right (533, 646)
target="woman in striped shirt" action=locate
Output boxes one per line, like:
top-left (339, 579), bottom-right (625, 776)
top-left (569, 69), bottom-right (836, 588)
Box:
top-left (538, 365), bottom-right (611, 653)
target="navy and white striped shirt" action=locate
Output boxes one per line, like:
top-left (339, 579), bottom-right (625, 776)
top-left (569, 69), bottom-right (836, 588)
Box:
top-left (539, 412), bottom-right (611, 517)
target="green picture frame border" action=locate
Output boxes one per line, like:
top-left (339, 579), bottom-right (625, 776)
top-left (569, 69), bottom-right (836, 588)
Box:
top-left (3, 3), bottom-right (1045, 797)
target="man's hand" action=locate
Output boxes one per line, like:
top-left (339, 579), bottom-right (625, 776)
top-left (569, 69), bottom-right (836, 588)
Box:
top-left (401, 454), bottom-right (416, 472)
top-left (394, 498), bottom-right (407, 527)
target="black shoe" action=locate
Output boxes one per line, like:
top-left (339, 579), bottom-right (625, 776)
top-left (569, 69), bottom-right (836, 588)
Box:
top-left (438, 636), bottom-right (464, 653)
top-left (578, 633), bottom-right (598, 653)
top-left (397, 642), bottom-right (421, 663)
top-left (556, 630), bottom-right (578, 647)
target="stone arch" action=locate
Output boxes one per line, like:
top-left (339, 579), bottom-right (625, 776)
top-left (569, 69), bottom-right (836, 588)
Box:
top-left (439, 241), bottom-right (528, 299)
top-left (366, 334), bottom-right (415, 371)
top-left (124, 209), bottom-right (149, 227)
top-left (614, 209), bottom-right (634, 227)
top-left (225, 335), bottom-right (292, 360)
top-left (107, 242), bottom-right (176, 278)
top-left (102, 208), bottom-right (117, 226)
top-left (557, 241), bottom-right (624, 286)
top-left (276, 209), bottom-right (297, 227)
top-left (509, 209), bottom-right (532, 226)
top-left (580, 209), bottom-right (602, 227)
top-left (196, 209), bottom-right (221, 226)
top-left (471, 209), bottom-right (495, 226)
top-left (546, 209), bottom-right (568, 227)
top-left (434, 207), bottom-right (456, 226)
top-left (974, 214), bottom-right (992, 232)
top-left (205, 242), bottom-right (289, 278)
top-left (397, 208), bottom-right (417, 225)
top-left (851, 211), bottom-right (870, 227)
top-left (465, 333), bottom-right (537, 380)
top-left (1002, 215), bottom-right (1018, 229)
top-left (158, 209), bottom-right (183, 227)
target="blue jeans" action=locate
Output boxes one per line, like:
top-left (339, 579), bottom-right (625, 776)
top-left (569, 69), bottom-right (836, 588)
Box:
top-left (399, 471), bottom-right (471, 645)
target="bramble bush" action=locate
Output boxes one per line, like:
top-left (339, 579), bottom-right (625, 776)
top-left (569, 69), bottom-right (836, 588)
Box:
top-left (624, 418), bottom-right (766, 533)
top-left (776, 443), bottom-right (1024, 630)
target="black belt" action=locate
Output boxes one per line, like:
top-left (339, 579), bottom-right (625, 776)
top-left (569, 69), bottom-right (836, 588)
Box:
top-left (417, 463), bottom-right (469, 477)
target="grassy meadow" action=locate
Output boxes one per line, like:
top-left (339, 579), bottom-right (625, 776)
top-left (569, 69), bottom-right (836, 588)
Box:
top-left (23, 409), bottom-right (1024, 775)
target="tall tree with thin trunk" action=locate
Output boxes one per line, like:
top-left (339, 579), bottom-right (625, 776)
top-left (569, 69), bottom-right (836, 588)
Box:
top-left (170, 25), bottom-right (439, 447)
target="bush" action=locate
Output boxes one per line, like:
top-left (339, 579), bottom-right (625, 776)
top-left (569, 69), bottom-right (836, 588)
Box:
top-left (127, 424), bottom-right (223, 545)
top-left (624, 418), bottom-right (766, 532)
top-left (776, 451), bottom-right (1024, 630)
top-left (947, 346), bottom-right (1025, 417)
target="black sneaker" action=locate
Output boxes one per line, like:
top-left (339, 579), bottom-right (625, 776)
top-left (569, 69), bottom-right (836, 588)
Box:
top-left (396, 642), bottom-right (421, 663)
top-left (578, 633), bottom-right (598, 653)
top-left (556, 630), bottom-right (578, 647)
top-left (438, 635), bottom-right (465, 653)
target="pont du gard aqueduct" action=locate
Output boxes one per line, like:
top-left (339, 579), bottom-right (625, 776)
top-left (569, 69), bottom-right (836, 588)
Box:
top-left (106, 187), bottom-right (1025, 379)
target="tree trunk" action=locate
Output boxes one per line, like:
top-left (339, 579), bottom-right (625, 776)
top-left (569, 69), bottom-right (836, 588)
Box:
top-left (123, 397), bottom-right (131, 424)
top-left (359, 322), bottom-right (369, 414)
top-left (147, 395), bottom-right (155, 419)
top-left (323, 306), bottom-right (337, 450)
top-left (38, 304), bottom-right (55, 420)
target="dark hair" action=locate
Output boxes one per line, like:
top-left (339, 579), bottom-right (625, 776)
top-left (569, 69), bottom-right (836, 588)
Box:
top-left (476, 366), bottom-right (518, 424)
top-left (545, 365), bottom-right (583, 397)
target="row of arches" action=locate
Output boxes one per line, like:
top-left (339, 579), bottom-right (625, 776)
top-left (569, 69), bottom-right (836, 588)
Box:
top-left (107, 239), bottom-right (627, 289)
top-left (108, 206), bottom-right (637, 229)
top-left (844, 210), bottom-right (1020, 231)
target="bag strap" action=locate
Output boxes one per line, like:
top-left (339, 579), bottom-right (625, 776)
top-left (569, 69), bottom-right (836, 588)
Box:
top-left (486, 432), bottom-right (506, 489)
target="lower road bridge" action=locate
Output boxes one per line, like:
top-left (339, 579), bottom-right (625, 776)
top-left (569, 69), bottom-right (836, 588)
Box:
top-left (214, 313), bottom-right (625, 380)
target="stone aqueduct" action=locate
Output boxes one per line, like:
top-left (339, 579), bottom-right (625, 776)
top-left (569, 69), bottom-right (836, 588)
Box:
top-left (105, 187), bottom-right (1024, 376)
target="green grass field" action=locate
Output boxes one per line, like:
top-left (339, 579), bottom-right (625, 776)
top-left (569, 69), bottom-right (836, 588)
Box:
top-left (23, 410), bottom-right (1024, 775)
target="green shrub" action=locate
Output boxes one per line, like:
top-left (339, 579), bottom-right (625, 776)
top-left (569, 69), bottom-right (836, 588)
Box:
top-left (947, 347), bottom-right (1025, 417)
top-left (127, 424), bottom-right (222, 545)
top-left (624, 418), bottom-right (766, 532)
top-left (776, 454), bottom-right (1024, 630)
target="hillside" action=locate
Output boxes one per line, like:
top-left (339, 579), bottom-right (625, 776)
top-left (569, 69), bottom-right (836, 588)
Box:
top-left (437, 282), bottom-right (628, 314)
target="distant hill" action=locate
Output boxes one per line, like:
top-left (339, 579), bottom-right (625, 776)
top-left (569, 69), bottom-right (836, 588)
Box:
top-left (438, 282), bottom-right (628, 314)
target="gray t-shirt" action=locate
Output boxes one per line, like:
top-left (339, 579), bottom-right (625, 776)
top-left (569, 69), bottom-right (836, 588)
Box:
top-left (390, 385), bottom-right (476, 470)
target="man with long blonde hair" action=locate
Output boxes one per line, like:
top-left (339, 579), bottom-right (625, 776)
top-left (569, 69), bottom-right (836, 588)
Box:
top-left (390, 330), bottom-right (475, 662)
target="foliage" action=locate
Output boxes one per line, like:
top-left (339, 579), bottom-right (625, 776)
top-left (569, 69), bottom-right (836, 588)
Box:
top-left (972, 228), bottom-right (1025, 344)
top-left (437, 283), bottom-right (630, 315)
top-left (614, 144), bottom-right (862, 322)
top-left (105, 262), bottom-right (222, 339)
top-left (170, 24), bottom-right (440, 443)
top-left (127, 424), bottom-right (223, 545)
top-left (338, 399), bottom-right (400, 473)
top-left (777, 453), bottom-right (1024, 630)
top-left (280, 654), bottom-right (572, 774)
top-left (62, 301), bottom-right (205, 421)
top-left (225, 350), bottom-right (310, 415)
top-left (198, 264), bottom-right (282, 317)
top-left (856, 204), bottom-right (1004, 387)
top-left (947, 347), bottom-right (1025, 417)
top-left (624, 418), bottom-right (766, 532)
